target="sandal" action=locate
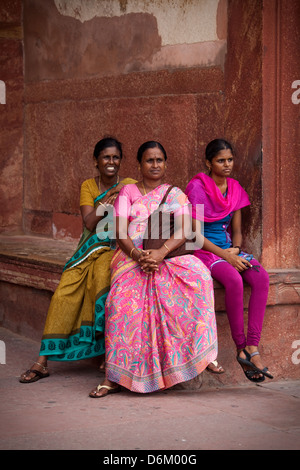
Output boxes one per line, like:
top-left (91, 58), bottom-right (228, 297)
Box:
top-left (19, 362), bottom-right (49, 383)
top-left (89, 384), bottom-right (121, 398)
top-left (206, 360), bottom-right (225, 374)
top-left (237, 349), bottom-right (273, 380)
top-left (242, 368), bottom-right (265, 383)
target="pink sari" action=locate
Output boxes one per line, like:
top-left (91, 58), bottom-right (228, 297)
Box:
top-left (105, 184), bottom-right (217, 393)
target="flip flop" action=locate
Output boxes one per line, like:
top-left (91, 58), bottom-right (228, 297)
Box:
top-left (206, 360), bottom-right (225, 374)
top-left (89, 384), bottom-right (121, 398)
top-left (237, 349), bottom-right (273, 379)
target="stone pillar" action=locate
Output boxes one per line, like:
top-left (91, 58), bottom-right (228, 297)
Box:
top-left (262, 0), bottom-right (300, 269)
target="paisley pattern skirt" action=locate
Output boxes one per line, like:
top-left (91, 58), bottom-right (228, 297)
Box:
top-left (105, 250), bottom-right (218, 393)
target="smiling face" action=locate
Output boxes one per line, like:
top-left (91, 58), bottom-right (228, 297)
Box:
top-left (206, 148), bottom-right (234, 178)
top-left (140, 147), bottom-right (166, 182)
top-left (95, 145), bottom-right (122, 179)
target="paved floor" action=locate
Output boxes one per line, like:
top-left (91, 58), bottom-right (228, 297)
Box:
top-left (0, 327), bottom-right (299, 453)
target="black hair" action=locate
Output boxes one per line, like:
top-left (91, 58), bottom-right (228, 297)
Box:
top-left (137, 141), bottom-right (167, 163)
top-left (205, 139), bottom-right (234, 162)
top-left (93, 137), bottom-right (123, 160)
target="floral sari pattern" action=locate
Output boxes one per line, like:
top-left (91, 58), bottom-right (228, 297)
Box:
top-left (105, 184), bottom-right (218, 393)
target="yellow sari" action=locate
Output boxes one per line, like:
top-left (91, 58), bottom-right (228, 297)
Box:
top-left (40, 177), bottom-right (135, 361)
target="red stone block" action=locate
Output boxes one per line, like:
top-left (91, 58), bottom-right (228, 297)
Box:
top-left (23, 210), bottom-right (52, 236)
top-left (24, 67), bottom-right (225, 104)
top-left (0, 39), bottom-right (23, 80)
top-left (0, 0), bottom-right (22, 23)
top-left (52, 212), bottom-right (82, 241)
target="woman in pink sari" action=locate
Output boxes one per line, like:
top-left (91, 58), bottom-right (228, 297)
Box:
top-left (89, 141), bottom-right (217, 397)
top-left (185, 139), bottom-right (273, 383)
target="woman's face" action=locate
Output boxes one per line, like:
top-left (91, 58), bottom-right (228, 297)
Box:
top-left (206, 149), bottom-right (234, 178)
top-left (140, 147), bottom-right (166, 181)
top-left (95, 146), bottom-right (121, 178)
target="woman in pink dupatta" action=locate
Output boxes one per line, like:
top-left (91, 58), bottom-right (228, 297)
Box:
top-left (185, 139), bottom-right (273, 383)
top-left (89, 141), bottom-right (217, 397)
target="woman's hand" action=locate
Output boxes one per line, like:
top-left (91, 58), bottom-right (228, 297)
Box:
top-left (104, 181), bottom-right (125, 205)
top-left (222, 249), bottom-right (252, 272)
top-left (137, 249), bottom-right (165, 273)
top-left (104, 192), bottom-right (119, 206)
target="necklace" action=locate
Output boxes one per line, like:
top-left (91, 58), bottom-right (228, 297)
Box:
top-left (141, 181), bottom-right (147, 195)
top-left (98, 175), bottom-right (119, 193)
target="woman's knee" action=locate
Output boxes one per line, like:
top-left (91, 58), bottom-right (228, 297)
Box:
top-left (244, 261), bottom-right (269, 289)
top-left (212, 262), bottom-right (244, 291)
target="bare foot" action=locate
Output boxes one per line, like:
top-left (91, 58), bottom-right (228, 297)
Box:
top-left (98, 354), bottom-right (105, 372)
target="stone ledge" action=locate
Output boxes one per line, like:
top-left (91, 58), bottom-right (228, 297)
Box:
top-left (24, 67), bottom-right (224, 103)
top-left (0, 234), bottom-right (299, 307)
top-left (0, 234), bottom-right (78, 292)
top-left (0, 234), bottom-right (299, 384)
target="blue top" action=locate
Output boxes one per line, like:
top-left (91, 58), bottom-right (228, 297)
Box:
top-left (204, 213), bottom-right (233, 249)
top-left (202, 194), bottom-right (254, 267)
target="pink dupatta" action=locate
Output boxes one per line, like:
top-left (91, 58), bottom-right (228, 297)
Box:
top-left (185, 172), bottom-right (250, 222)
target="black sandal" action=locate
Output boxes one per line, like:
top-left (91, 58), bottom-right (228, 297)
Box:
top-left (237, 349), bottom-right (273, 381)
top-left (242, 368), bottom-right (265, 383)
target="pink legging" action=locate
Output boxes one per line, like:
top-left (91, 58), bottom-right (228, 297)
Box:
top-left (211, 259), bottom-right (269, 350)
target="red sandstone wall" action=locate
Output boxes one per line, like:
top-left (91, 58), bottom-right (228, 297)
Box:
top-left (1, 1), bottom-right (265, 262)
top-left (224, 0), bottom-right (263, 256)
top-left (21, 0), bottom-right (230, 241)
top-left (0, 0), bottom-right (24, 234)
top-left (261, 0), bottom-right (300, 269)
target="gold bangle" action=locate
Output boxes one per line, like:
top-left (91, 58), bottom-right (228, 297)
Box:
top-left (163, 243), bottom-right (170, 252)
top-left (130, 247), bottom-right (136, 258)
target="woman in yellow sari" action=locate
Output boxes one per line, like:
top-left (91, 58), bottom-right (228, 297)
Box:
top-left (20, 137), bottom-right (136, 383)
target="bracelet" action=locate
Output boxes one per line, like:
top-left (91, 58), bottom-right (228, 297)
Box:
top-left (234, 246), bottom-right (241, 254)
top-left (129, 247), bottom-right (136, 258)
top-left (163, 243), bottom-right (170, 252)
